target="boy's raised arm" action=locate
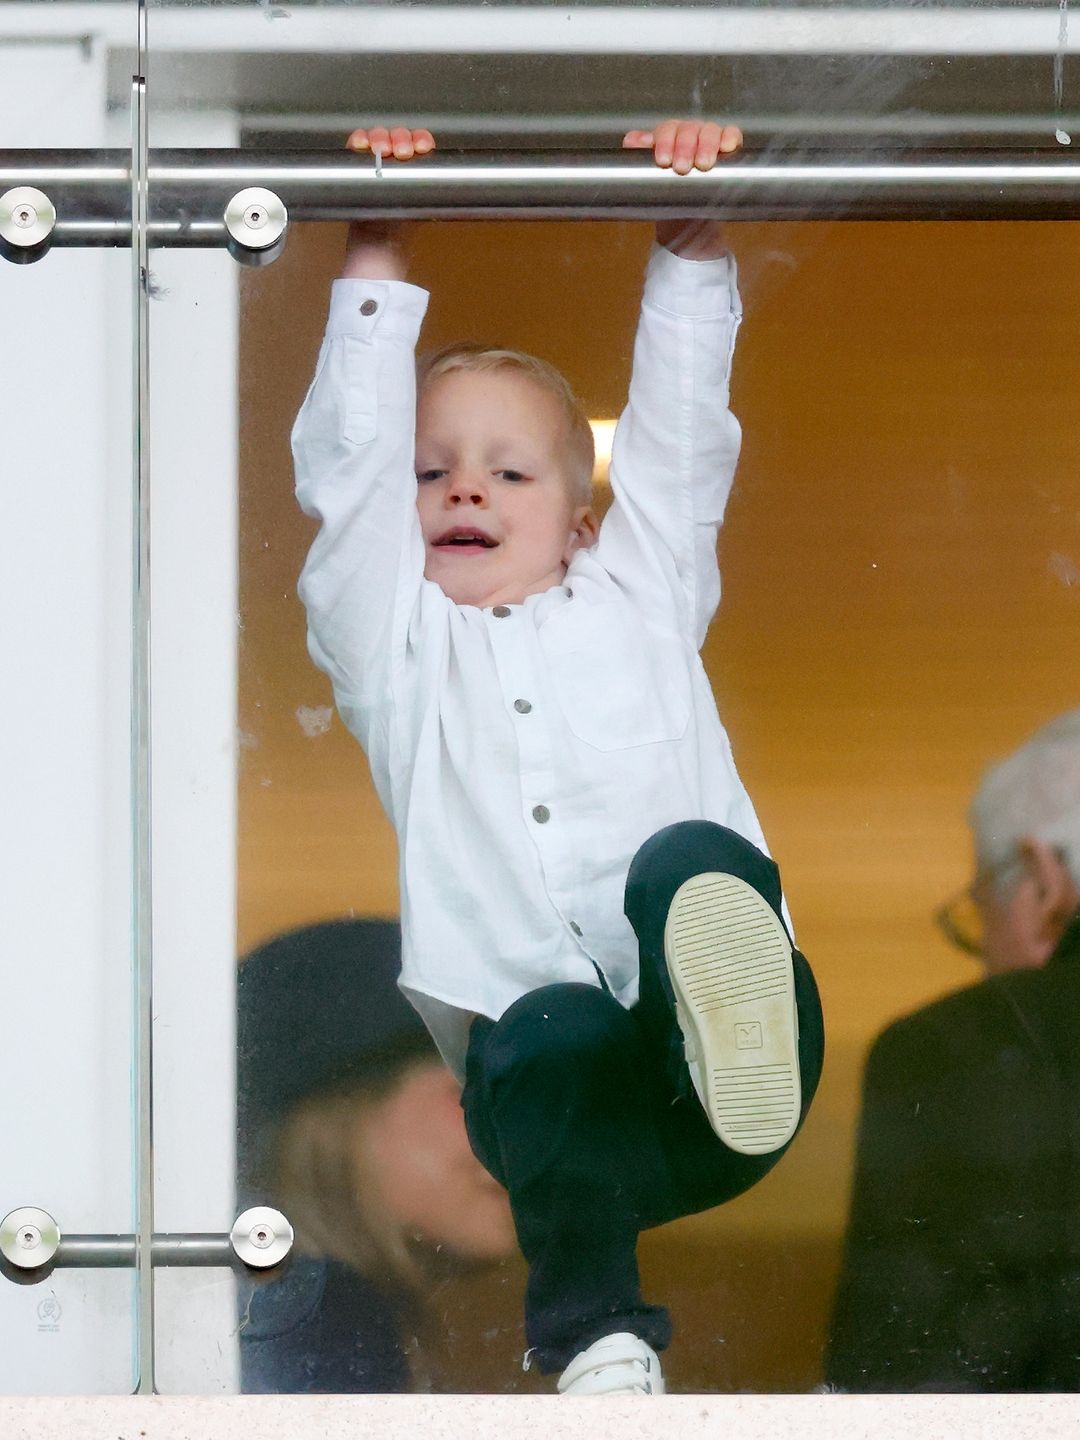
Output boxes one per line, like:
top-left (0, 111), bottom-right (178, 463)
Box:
top-left (292, 125), bottom-right (434, 717)
top-left (598, 120), bottom-right (746, 647)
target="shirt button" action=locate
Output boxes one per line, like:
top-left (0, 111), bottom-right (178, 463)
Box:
top-left (570, 921), bottom-right (583, 937)
top-left (492, 605), bottom-right (511, 618)
top-left (359, 299), bottom-right (378, 317)
top-left (514, 698), bottom-right (532, 714)
top-left (532, 804), bottom-right (550, 824)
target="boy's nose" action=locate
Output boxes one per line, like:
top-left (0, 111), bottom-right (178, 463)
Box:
top-left (447, 472), bottom-right (488, 506)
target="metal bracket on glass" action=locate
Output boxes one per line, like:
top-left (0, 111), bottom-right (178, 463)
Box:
top-left (223, 186), bottom-right (288, 267)
top-left (0, 1206), bottom-right (293, 1282)
top-left (0, 186), bottom-right (56, 264)
top-left (4, 148), bottom-right (1080, 267)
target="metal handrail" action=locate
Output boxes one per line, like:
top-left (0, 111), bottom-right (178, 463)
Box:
top-left (40, 1235), bottom-right (231, 1269)
top-left (3, 147), bottom-right (1080, 250)
top-left (0, 1207), bottom-right (294, 1278)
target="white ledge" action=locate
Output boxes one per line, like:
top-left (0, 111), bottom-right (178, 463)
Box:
top-left (2, 1394), bottom-right (1080, 1440)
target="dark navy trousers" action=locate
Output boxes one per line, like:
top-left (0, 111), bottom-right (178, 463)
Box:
top-left (460, 820), bottom-right (825, 1373)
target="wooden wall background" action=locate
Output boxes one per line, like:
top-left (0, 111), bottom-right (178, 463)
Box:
top-left (237, 219), bottom-right (1080, 1392)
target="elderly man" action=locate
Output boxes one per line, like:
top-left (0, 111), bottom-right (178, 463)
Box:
top-left (825, 710), bottom-right (1080, 1392)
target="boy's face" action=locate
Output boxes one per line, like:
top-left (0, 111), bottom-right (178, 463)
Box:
top-left (415, 369), bottom-right (596, 609)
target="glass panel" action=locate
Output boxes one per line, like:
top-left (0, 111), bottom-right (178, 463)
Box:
top-left (0, 1), bottom-right (139, 1394)
top-left (145, 0), bottom-right (1080, 1398)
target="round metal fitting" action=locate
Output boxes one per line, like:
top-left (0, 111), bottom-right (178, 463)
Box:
top-left (0, 1208), bottom-right (61, 1271)
top-left (223, 187), bottom-right (287, 267)
top-left (0, 187), bottom-right (56, 263)
top-left (230, 1206), bottom-right (293, 1270)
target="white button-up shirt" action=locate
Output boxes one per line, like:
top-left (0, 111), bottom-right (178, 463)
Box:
top-left (294, 243), bottom-right (773, 1079)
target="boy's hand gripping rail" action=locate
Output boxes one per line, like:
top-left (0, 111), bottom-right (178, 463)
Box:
top-left (3, 147), bottom-right (1080, 263)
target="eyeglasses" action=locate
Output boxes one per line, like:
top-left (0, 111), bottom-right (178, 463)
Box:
top-left (934, 854), bottom-right (1025, 959)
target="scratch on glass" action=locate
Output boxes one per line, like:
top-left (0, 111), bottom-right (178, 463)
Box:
top-left (1056, 0), bottom-right (1072, 144)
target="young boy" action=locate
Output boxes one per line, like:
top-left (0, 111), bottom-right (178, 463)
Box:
top-left (293, 119), bottom-right (824, 1395)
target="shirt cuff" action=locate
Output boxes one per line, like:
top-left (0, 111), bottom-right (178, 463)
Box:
top-left (326, 277), bottom-right (430, 342)
top-left (643, 242), bottom-right (740, 320)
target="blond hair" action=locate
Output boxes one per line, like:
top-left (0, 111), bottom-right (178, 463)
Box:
top-left (418, 342), bottom-right (595, 506)
top-left (269, 1061), bottom-right (431, 1293)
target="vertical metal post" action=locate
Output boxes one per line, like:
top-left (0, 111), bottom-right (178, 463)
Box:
top-left (131, 0), bottom-right (155, 1397)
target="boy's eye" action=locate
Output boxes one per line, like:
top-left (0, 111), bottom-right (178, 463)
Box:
top-left (497, 469), bottom-right (527, 483)
top-left (416, 469), bottom-right (446, 483)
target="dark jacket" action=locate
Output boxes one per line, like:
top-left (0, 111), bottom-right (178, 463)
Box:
top-left (826, 916), bottom-right (1080, 1392)
top-left (239, 1257), bottom-right (414, 1393)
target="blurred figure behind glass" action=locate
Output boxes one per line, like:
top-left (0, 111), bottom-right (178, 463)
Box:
top-left (236, 918), bottom-right (516, 1393)
top-left (826, 710), bottom-right (1080, 1391)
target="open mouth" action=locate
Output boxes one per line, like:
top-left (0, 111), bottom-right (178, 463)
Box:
top-left (433, 528), bottom-right (498, 551)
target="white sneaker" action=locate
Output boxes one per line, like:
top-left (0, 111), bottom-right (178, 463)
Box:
top-left (664, 871), bottom-right (801, 1156)
top-left (556, 1332), bottom-right (665, 1396)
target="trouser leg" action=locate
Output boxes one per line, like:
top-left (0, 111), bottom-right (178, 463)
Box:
top-left (461, 983), bottom-right (675, 1372)
top-left (460, 822), bottom-right (826, 1374)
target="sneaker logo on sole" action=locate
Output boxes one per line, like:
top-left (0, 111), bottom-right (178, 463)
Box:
top-left (735, 1021), bottom-right (763, 1050)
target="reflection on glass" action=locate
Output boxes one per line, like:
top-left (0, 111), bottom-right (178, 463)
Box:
top-left (129, 0), bottom-right (1080, 1396)
top-left (827, 711), bottom-right (1080, 1392)
top-left (5, 0), bottom-right (1080, 1404)
top-left (235, 197), bottom-right (1080, 1390)
top-left (236, 919), bottom-right (515, 1393)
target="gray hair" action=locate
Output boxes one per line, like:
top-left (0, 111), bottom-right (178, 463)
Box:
top-left (969, 708), bottom-right (1080, 892)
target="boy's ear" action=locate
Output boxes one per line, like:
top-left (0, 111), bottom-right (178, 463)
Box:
top-left (564, 506), bottom-right (599, 562)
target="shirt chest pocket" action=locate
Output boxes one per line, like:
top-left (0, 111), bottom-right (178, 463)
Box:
top-left (538, 602), bottom-right (692, 751)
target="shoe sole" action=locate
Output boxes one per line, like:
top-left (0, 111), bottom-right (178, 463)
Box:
top-left (664, 872), bottom-right (800, 1156)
